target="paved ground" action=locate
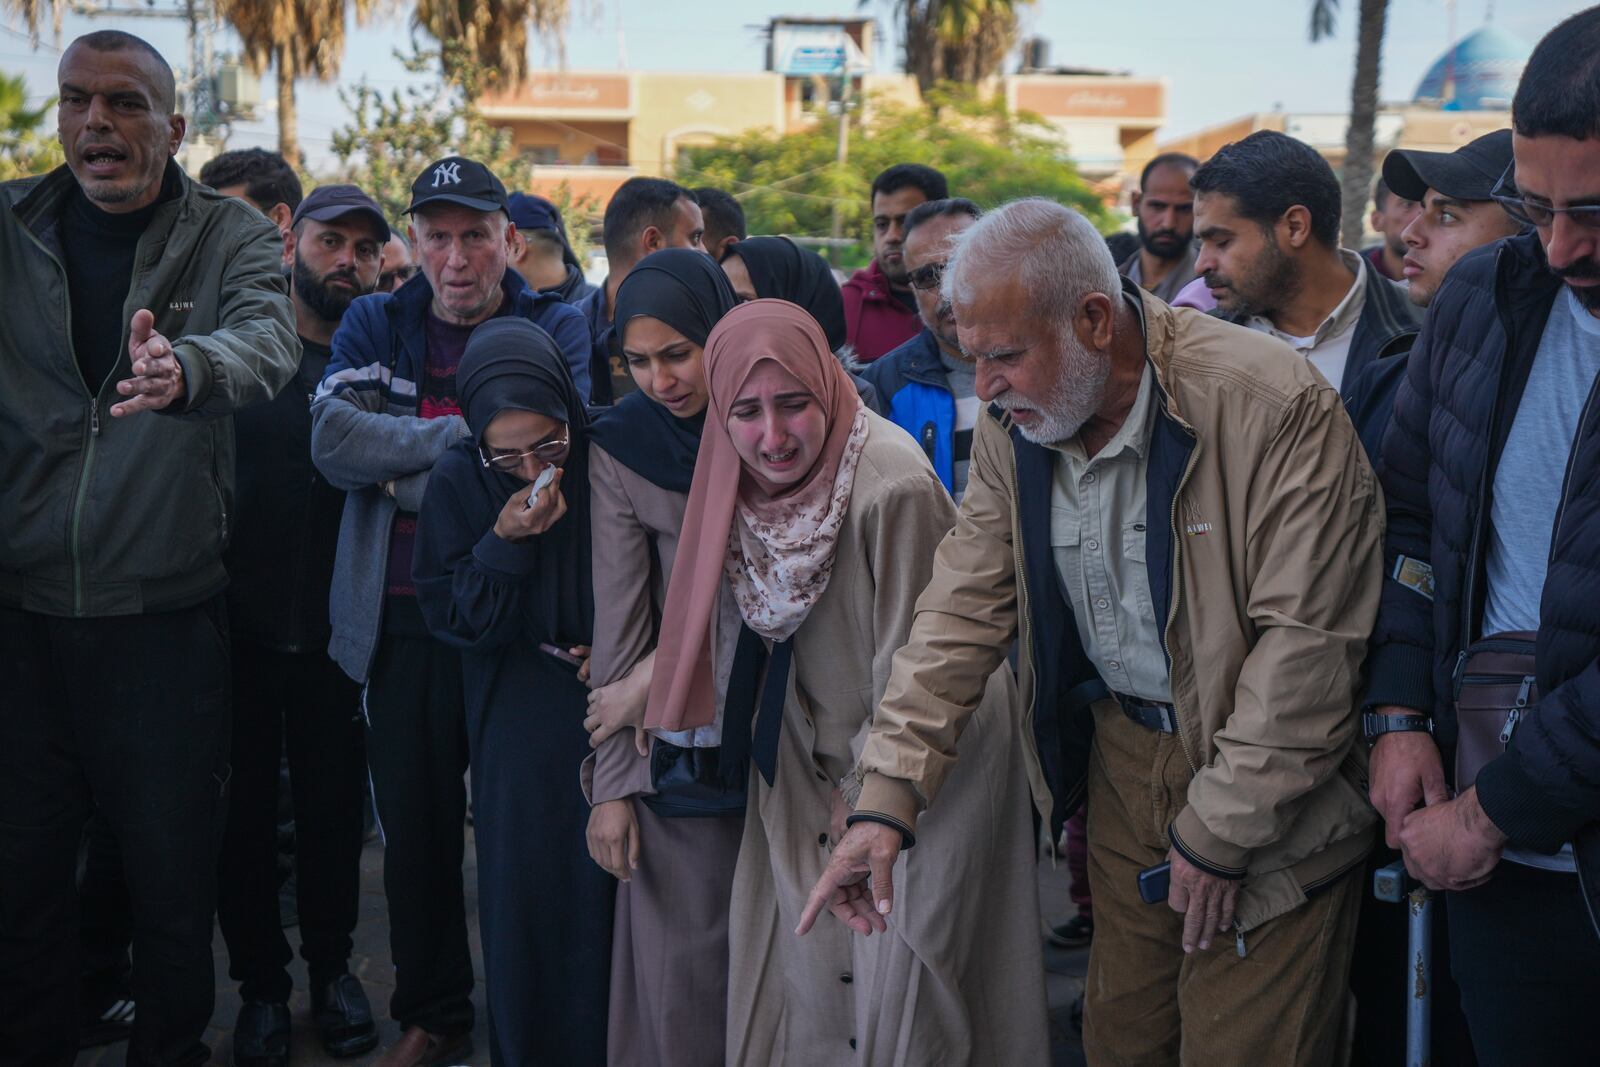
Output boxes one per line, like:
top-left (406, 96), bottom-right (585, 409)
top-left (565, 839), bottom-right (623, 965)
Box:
top-left (79, 830), bottom-right (1088, 1066)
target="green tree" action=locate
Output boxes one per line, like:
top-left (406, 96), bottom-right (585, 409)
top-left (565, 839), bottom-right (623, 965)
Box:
top-left (412, 0), bottom-right (579, 83)
top-left (324, 42), bottom-right (593, 257)
top-left (219, 0), bottom-right (375, 165)
top-left (0, 68), bottom-right (62, 180)
top-left (1311, 0), bottom-right (1390, 249)
top-left (879, 0), bottom-right (1033, 94)
top-left (680, 85), bottom-right (1110, 269)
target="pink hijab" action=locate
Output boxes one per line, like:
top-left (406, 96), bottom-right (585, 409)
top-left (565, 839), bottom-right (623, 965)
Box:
top-left (645, 299), bottom-right (867, 733)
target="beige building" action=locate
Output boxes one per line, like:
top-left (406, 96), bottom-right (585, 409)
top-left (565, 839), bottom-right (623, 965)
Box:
top-left (477, 16), bottom-right (1167, 208)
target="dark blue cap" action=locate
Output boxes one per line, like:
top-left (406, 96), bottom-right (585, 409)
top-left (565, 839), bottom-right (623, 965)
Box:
top-left (291, 183), bottom-right (390, 241)
top-left (507, 192), bottom-right (563, 234)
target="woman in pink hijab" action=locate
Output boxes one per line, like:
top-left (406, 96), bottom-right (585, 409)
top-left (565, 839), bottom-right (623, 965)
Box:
top-left (649, 300), bottom-right (1048, 1065)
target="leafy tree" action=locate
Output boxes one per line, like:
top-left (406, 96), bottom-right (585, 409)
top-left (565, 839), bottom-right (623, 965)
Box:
top-left (879, 0), bottom-right (1033, 94)
top-left (680, 85), bottom-right (1111, 268)
top-left (0, 68), bottom-right (62, 180)
top-left (413, 0), bottom-right (579, 83)
top-left (1311, 0), bottom-right (1390, 249)
top-left (324, 42), bottom-right (593, 257)
top-left (219, 0), bottom-right (376, 165)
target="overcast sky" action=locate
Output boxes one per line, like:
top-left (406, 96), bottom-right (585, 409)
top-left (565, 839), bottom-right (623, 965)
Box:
top-left (1, 0), bottom-right (1585, 171)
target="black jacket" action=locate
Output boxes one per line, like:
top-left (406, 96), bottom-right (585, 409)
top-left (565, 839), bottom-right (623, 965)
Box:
top-left (1217, 254), bottom-right (1419, 408)
top-left (226, 336), bottom-right (345, 652)
top-left (1366, 232), bottom-right (1600, 931)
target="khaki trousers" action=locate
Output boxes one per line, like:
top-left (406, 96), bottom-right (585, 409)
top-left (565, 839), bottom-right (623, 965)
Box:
top-left (1081, 700), bottom-right (1361, 1067)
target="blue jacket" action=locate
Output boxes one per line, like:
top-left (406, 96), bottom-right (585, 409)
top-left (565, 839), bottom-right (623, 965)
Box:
top-left (1367, 232), bottom-right (1600, 925)
top-left (310, 268), bottom-right (587, 682)
top-left (857, 328), bottom-right (959, 493)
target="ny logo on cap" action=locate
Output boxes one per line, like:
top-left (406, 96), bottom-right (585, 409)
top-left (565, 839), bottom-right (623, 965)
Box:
top-left (432, 162), bottom-right (462, 187)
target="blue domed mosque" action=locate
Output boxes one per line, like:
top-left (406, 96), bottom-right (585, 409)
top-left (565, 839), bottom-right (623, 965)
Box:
top-left (1413, 25), bottom-right (1531, 111)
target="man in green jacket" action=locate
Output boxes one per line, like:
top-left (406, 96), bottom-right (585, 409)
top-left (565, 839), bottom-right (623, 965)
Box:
top-left (0, 30), bottom-right (298, 1066)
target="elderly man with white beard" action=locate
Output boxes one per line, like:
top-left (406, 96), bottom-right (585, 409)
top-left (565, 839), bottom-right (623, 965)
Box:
top-left (801, 197), bottom-right (1386, 1065)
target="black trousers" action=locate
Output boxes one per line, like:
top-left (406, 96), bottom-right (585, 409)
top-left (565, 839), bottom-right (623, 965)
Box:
top-left (364, 633), bottom-right (474, 1036)
top-left (217, 639), bottom-right (366, 1004)
top-left (0, 600), bottom-right (230, 1067)
top-left (1449, 859), bottom-right (1600, 1067)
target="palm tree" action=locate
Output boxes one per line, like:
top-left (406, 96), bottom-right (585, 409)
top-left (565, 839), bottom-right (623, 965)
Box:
top-left (0, 0), bottom-right (61, 42)
top-left (412, 0), bottom-right (576, 85)
top-left (1311, 0), bottom-right (1390, 249)
top-left (0, 69), bottom-right (49, 141)
top-left (219, 0), bottom-right (374, 165)
top-left (879, 0), bottom-right (1032, 95)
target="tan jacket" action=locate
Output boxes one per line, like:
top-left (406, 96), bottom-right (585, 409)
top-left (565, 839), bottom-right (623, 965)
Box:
top-left (857, 291), bottom-right (1385, 927)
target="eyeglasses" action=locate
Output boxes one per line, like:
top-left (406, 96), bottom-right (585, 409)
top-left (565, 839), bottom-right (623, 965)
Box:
top-left (378, 265), bottom-right (419, 289)
top-left (1491, 165), bottom-right (1600, 232)
top-left (479, 428), bottom-right (570, 472)
top-left (907, 261), bottom-right (946, 292)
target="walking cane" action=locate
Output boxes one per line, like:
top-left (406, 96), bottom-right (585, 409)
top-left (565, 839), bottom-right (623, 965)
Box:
top-left (1374, 860), bottom-right (1432, 1067)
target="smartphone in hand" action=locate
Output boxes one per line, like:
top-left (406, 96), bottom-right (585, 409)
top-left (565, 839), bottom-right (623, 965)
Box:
top-left (539, 642), bottom-right (583, 670)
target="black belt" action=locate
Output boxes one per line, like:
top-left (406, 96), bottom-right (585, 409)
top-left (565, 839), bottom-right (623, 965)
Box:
top-left (1113, 691), bottom-right (1176, 733)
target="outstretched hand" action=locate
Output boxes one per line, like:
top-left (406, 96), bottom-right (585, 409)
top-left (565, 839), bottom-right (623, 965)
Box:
top-left (796, 820), bottom-right (901, 937)
top-left (111, 309), bottom-right (186, 416)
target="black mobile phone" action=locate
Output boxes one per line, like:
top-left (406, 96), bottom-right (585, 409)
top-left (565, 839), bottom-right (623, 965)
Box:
top-left (538, 642), bottom-right (583, 670)
top-left (1137, 861), bottom-right (1172, 904)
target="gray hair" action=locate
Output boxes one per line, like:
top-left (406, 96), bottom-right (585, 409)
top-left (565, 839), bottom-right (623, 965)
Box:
top-left (942, 198), bottom-right (1121, 326)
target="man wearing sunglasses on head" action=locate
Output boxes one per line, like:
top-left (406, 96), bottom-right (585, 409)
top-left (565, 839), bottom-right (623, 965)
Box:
top-left (858, 198), bottom-right (983, 501)
top-left (1362, 10), bottom-right (1600, 1064)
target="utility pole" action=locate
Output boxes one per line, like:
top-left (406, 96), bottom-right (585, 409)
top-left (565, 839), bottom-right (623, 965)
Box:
top-left (829, 62), bottom-right (851, 268)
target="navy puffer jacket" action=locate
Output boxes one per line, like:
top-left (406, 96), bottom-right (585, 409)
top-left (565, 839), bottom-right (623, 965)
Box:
top-left (1366, 231), bottom-right (1600, 931)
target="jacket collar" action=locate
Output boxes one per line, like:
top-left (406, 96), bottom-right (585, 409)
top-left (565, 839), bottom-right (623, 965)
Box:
top-left (897, 328), bottom-right (953, 385)
top-left (15, 158), bottom-right (189, 237)
top-left (1345, 252), bottom-right (1422, 371)
top-left (383, 266), bottom-right (535, 366)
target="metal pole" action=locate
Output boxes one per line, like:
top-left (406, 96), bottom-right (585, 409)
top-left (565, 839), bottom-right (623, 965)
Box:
top-left (1407, 886), bottom-right (1433, 1067)
top-left (828, 66), bottom-right (850, 268)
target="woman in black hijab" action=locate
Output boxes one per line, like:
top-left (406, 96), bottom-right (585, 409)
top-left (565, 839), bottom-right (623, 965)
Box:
top-left (413, 318), bottom-right (612, 1067)
top-left (719, 235), bottom-right (848, 353)
top-left (582, 248), bottom-right (748, 1066)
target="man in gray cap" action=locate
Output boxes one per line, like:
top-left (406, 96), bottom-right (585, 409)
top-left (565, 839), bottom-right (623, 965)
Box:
top-left (1385, 129), bottom-right (1521, 309)
top-left (218, 182), bottom-right (390, 1067)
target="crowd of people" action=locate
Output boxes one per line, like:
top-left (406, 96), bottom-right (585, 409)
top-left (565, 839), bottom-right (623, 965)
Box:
top-left (1, 9), bottom-right (1597, 1067)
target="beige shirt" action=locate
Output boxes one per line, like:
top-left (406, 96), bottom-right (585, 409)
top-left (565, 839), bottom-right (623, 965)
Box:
top-left (1246, 248), bottom-right (1367, 391)
top-left (1049, 364), bottom-right (1173, 704)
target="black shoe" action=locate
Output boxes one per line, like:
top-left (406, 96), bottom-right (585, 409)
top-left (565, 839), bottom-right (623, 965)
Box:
top-left (233, 1000), bottom-right (291, 1067)
top-left (78, 990), bottom-right (135, 1048)
top-left (1047, 914), bottom-right (1094, 949)
top-left (311, 973), bottom-right (379, 1058)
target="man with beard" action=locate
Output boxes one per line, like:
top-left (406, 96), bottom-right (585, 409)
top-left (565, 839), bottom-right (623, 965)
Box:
top-left (1192, 130), bottom-right (1418, 406)
top-left (859, 197), bottom-right (982, 500)
top-left (1363, 177), bottom-right (1420, 282)
top-left (804, 197), bottom-right (1383, 1066)
top-left (219, 184), bottom-right (390, 1066)
top-left (1362, 11), bottom-right (1600, 1062)
top-left (0, 29), bottom-right (298, 1064)
top-left (843, 163), bottom-right (948, 360)
top-left (1119, 153), bottom-right (1199, 301)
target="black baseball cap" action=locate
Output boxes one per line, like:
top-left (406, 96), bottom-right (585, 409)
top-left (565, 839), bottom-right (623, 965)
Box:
top-left (1382, 129), bottom-right (1514, 204)
top-left (290, 183), bottom-right (390, 241)
top-left (406, 156), bottom-right (509, 216)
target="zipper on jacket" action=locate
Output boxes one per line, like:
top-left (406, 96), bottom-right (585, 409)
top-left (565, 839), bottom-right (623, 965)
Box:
top-left (19, 221), bottom-right (103, 617)
top-left (1159, 445), bottom-right (1202, 774)
top-left (1234, 922), bottom-right (1247, 959)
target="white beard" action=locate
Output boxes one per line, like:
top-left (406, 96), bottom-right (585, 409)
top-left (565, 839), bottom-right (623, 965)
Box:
top-left (995, 331), bottom-right (1108, 445)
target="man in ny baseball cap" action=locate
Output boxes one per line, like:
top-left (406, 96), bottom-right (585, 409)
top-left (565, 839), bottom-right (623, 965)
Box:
top-left (406, 155), bottom-right (510, 216)
top-left (505, 191), bottom-right (594, 303)
top-left (1382, 129), bottom-right (1521, 307)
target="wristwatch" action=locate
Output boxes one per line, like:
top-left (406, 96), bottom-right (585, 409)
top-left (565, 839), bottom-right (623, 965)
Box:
top-left (1361, 711), bottom-right (1433, 745)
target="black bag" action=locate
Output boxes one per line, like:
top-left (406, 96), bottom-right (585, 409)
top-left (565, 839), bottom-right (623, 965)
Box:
top-left (640, 740), bottom-right (747, 819)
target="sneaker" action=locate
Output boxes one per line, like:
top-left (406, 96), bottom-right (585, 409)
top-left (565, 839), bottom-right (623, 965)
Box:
top-left (78, 992), bottom-right (135, 1048)
top-left (1047, 913), bottom-right (1094, 949)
